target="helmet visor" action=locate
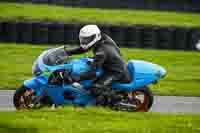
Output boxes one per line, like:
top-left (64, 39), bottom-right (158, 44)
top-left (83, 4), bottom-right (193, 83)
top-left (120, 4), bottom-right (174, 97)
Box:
top-left (79, 34), bottom-right (96, 46)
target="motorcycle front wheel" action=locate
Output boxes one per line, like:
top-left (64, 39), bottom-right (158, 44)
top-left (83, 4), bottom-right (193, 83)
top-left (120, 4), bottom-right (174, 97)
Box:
top-left (13, 86), bottom-right (37, 110)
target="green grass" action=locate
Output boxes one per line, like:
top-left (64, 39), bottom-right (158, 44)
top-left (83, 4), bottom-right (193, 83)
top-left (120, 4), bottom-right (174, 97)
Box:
top-left (0, 2), bottom-right (200, 27)
top-left (0, 43), bottom-right (200, 96)
top-left (0, 107), bottom-right (199, 133)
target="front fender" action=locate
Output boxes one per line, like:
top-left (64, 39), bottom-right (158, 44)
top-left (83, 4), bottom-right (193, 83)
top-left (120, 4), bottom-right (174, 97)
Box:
top-left (23, 75), bottom-right (48, 96)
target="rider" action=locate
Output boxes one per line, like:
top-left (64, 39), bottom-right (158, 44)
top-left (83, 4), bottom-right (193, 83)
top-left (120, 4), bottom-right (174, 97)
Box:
top-left (64, 24), bottom-right (131, 106)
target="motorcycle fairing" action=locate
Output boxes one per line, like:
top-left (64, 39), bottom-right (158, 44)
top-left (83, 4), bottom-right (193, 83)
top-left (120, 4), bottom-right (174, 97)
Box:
top-left (24, 57), bottom-right (166, 106)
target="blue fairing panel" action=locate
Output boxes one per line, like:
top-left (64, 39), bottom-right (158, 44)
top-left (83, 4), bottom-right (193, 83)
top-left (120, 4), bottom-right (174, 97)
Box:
top-left (23, 73), bottom-right (49, 96)
top-left (46, 84), bottom-right (95, 105)
top-left (70, 58), bottom-right (91, 76)
top-left (70, 58), bottom-right (103, 78)
top-left (24, 76), bottom-right (47, 89)
top-left (112, 60), bottom-right (165, 91)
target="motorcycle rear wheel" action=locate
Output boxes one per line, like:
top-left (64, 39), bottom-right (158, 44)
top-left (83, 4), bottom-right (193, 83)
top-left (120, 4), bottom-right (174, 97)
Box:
top-left (131, 86), bottom-right (154, 112)
top-left (117, 86), bottom-right (154, 112)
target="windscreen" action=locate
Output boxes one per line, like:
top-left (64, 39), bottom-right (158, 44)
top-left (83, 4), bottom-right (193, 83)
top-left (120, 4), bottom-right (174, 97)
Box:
top-left (32, 46), bottom-right (69, 76)
top-left (42, 46), bottom-right (69, 66)
top-left (32, 59), bottom-right (42, 76)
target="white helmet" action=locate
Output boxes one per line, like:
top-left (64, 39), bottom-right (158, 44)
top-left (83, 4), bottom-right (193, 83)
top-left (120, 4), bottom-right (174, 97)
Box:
top-left (79, 25), bottom-right (101, 50)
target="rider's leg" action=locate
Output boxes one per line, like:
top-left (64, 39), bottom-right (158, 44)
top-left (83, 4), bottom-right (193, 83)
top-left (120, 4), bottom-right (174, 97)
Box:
top-left (91, 72), bottom-right (122, 106)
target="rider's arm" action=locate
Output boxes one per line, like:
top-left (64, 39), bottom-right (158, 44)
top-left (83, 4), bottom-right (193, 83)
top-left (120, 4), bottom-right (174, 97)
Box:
top-left (90, 47), bottom-right (106, 70)
top-left (74, 47), bottom-right (106, 81)
top-left (64, 46), bottom-right (86, 56)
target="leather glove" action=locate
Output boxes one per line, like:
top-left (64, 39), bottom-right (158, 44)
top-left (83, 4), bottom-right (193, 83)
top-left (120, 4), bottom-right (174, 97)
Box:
top-left (71, 75), bottom-right (80, 82)
top-left (58, 70), bottom-right (73, 83)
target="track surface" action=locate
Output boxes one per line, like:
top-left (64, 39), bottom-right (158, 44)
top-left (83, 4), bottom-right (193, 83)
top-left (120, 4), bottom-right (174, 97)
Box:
top-left (0, 90), bottom-right (200, 113)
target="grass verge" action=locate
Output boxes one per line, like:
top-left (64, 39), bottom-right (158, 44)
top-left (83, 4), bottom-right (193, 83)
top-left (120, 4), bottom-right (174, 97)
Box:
top-left (0, 2), bottom-right (200, 27)
top-left (0, 43), bottom-right (200, 96)
top-left (0, 107), bottom-right (199, 133)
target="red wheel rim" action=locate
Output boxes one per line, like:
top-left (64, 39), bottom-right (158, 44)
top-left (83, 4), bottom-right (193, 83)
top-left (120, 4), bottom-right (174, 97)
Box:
top-left (129, 90), bottom-right (149, 112)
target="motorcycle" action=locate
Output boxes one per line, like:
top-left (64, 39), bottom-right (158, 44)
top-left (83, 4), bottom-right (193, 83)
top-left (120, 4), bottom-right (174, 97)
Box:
top-left (13, 47), bottom-right (166, 112)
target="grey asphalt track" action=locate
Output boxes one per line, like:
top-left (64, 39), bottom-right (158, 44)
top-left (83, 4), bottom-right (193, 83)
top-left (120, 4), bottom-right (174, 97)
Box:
top-left (0, 90), bottom-right (200, 113)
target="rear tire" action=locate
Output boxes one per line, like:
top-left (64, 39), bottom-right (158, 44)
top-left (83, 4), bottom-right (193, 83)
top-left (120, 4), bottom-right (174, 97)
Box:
top-left (133, 86), bottom-right (154, 112)
top-left (116, 86), bottom-right (154, 112)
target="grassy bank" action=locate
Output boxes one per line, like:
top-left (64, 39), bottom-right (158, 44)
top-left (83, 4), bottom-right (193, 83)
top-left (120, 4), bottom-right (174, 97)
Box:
top-left (0, 2), bottom-right (200, 27)
top-left (0, 43), bottom-right (200, 96)
top-left (0, 107), bottom-right (199, 133)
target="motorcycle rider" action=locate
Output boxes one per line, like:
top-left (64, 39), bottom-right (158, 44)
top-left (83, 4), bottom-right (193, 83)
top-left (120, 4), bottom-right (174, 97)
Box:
top-left (63, 24), bottom-right (131, 106)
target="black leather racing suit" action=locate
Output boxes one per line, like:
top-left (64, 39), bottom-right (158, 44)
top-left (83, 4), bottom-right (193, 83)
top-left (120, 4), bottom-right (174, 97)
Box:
top-left (66, 34), bottom-right (131, 105)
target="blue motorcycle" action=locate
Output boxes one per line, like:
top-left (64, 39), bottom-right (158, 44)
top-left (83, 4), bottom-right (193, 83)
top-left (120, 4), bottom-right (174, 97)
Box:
top-left (13, 47), bottom-right (166, 112)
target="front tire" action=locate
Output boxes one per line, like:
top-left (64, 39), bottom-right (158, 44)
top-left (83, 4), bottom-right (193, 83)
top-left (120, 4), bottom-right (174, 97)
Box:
top-left (13, 86), bottom-right (36, 110)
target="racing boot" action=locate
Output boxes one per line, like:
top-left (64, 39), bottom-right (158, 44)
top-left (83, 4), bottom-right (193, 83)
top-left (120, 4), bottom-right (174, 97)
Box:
top-left (91, 84), bottom-right (107, 106)
top-left (104, 90), bottom-right (122, 107)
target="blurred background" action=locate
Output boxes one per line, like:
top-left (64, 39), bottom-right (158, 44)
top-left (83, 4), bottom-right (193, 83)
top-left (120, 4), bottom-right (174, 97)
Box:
top-left (0, 1), bottom-right (199, 95)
